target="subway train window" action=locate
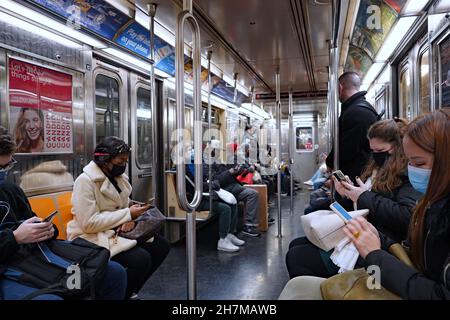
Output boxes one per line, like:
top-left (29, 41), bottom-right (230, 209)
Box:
top-left (95, 75), bottom-right (120, 144)
top-left (296, 127), bottom-right (313, 152)
top-left (136, 87), bottom-right (152, 168)
top-left (399, 66), bottom-right (412, 120)
top-left (420, 49), bottom-right (430, 114)
top-left (440, 35), bottom-right (450, 107)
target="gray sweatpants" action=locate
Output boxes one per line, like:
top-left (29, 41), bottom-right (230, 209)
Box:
top-left (225, 184), bottom-right (259, 226)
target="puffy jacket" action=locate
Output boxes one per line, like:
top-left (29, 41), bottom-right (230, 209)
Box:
top-left (326, 91), bottom-right (378, 182)
top-left (365, 195), bottom-right (450, 299)
top-left (67, 161), bottom-right (136, 257)
top-left (357, 175), bottom-right (422, 242)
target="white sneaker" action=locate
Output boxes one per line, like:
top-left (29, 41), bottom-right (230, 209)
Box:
top-left (217, 238), bottom-right (239, 252)
top-left (226, 233), bottom-right (245, 246)
top-left (304, 180), bottom-right (313, 186)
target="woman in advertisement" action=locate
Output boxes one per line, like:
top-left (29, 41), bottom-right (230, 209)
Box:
top-left (14, 108), bottom-right (44, 153)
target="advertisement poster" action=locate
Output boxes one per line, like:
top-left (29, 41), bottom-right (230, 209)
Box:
top-left (30, 0), bottom-right (130, 40)
top-left (114, 21), bottom-right (150, 58)
top-left (9, 58), bottom-right (73, 154)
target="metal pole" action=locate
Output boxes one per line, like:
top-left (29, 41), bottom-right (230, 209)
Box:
top-left (148, 3), bottom-right (158, 207)
top-left (331, 0), bottom-right (340, 176)
top-left (176, 0), bottom-right (203, 300)
top-left (207, 50), bottom-right (213, 217)
top-left (276, 71), bottom-right (282, 237)
top-left (288, 89), bottom-right (294, 216)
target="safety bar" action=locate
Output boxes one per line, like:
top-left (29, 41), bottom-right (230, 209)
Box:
top-left (276, 71), bottom-right (282, 238)
top-left (175, 8), bottom-right (203, 212)
top-left (175, 0), bottom-right (202, 301)
top-left (148, 3), bottom-right (158, 208)
top-left (288, 89), bottom-right (294, 216)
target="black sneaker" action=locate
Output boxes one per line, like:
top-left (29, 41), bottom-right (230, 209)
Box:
top-left (268, 218), bottom-right (275, 225)
top-left (242, 225), bottom-right (261, 237)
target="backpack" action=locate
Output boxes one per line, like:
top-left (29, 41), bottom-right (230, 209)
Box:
top-left (1, 237), bottom-right (110, 300)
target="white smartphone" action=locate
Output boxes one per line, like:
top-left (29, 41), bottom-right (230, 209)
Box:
top-left (330, 201), bottom-right (353, 223)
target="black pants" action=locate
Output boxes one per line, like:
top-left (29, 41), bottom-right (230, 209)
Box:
top-left (112, 235), bottom-right (170, 298)
top-left (285, 237), bottom-right (336, 279)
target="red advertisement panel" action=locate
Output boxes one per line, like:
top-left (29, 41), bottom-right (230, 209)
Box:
top-left (9, 58), bottom-right (73, 154)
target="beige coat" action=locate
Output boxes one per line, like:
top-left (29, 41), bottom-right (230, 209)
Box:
top-left (67, 161), bottom-right (136, 257)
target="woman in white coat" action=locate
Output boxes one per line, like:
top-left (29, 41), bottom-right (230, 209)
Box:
top-left (67, 137), bottom-right (170, 299)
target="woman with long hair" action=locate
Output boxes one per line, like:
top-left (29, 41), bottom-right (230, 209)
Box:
top-left (14, 108), bottom-right (44, 153)
top-left (280, 109), bottom-right (450, 300)
top-left (332, 118), bottom-right (422, 242)
top-left (285, 118), bottom-right (422, 279)
top-left (342, 108), bottom-right (450, 299)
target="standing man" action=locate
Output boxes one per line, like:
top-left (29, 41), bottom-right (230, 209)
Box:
top-left (326, 72), bottom-right (378, 183)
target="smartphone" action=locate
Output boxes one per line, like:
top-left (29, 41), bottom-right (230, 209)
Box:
top-left (332, 170), bottom-right (352, 183)
top-left (42, 211), bottom-right (58, 223)
top-left (330, 201), bottom-right (353, 222)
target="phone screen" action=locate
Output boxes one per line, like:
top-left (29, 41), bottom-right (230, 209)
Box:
top-left (330, 202), bottom-right (352, 221)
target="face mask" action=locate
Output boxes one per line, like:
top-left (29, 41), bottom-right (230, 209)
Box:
top-left (372, 151), bottom-right (390, 168)
top-left (408, 164), bottom-right (432, 194)
top-left (0, 171), bottom-right (7, 183)
top-left (110, 164), bottom-right (126, 177)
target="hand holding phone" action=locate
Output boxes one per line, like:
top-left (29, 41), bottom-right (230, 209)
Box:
top-left (43, 211), bottom-right (58, 223)
top-left (329, 201), bottom-right (353, 223)
top-left (332, 170), bottom-right (352, 184)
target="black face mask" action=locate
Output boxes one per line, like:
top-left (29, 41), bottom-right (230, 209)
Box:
top-left (110, 164), bottom-right (126, 177)
top-left (372, 151), bottom-right (390, 168)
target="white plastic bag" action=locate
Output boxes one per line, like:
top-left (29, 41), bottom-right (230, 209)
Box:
top-left (300, 209), bottom-right (369, 251)
top-left (216, 188), bottom-right (237, 205)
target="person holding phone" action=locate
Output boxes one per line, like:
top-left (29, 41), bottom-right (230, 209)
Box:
top-left (67, 136), bottom-right (170, 299)
top-left (285, 119), bottom-right (421, 280)
top-left (281, 109), bottom-right (450, 300)
top-left (332, 118), bottom-right (422, 242)
top-left (0, 127), bottom-right (127, 300)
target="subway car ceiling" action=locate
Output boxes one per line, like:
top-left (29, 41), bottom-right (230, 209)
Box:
top-left (0, 0), bottom-right (449, 118)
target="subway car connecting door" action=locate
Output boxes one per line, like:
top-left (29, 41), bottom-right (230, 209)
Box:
top-left (92, 58), bottom-right (153, 202)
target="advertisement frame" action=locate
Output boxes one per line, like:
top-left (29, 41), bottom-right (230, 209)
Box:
top-left (6, 54), bottom-right (75, 155)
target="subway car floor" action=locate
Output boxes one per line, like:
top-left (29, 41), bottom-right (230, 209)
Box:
top-left (140, 190), bottom-right (310, 300)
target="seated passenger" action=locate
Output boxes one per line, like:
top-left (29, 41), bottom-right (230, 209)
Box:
top-left (67, 136), bottom-right (170, 299)
top-left (0, 127), bottom-right (127, 300)
top-left (285, 118), bottom-right (422, 279)
top-left (216, 165), bottom-right (261, 237)
top-left (333, 118), bottom-right (422, 242)
top-left (282, 109), bottom-right (450, 300)
top-left (186, 156), bottom-right (245, 253)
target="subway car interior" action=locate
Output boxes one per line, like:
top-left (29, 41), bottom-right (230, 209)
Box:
top-left (0, 0), bottom-right (449, 301)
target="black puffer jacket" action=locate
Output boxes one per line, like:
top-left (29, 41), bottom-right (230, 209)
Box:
top-left (365, 195), bottom-right (450, 299)
top-left (0, 182), bottom-right (59, 266)
top-left (357, 176), bottom-right (422, 242)
top-left (326, 91), bottom-right (378, 182)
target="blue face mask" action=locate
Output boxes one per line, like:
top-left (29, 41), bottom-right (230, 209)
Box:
top-left (408, 164), bottom-right (432, 194)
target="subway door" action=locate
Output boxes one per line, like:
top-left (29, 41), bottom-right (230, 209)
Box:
top-left (292, 113), bottom-right (318, 183)
top-left (129, 73), bottom-right (153, 202)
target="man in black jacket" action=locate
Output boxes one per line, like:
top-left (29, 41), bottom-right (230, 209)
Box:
top-left (326, 72), bottom-right (378, 183)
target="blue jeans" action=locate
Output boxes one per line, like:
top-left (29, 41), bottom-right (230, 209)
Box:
top-left (0, 261), bottom-right (126, 300)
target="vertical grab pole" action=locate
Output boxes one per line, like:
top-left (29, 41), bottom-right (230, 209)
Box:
top-left (331, 0), bottom-right (340, 193)
top-left (207, 50), bottom-right (213, 217)
top-left (148, 3), bottom-right (158, 207)
top-left (176, 0), bottom-right (203, 300)
top-left (276, 70), bottom-right (282, 237)
top-left (288, 89), bottom-right (294, 216)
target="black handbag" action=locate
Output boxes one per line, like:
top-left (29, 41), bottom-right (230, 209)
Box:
top-left (119, 207), bottom-right (166, 244)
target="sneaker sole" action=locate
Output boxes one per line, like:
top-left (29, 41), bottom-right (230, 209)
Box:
top-left (231, 241), bottom-right (245, 246)
top-left (242, 231), bottom-right (261, 237)
top-left (217, 247), bottom-right (240, 252)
